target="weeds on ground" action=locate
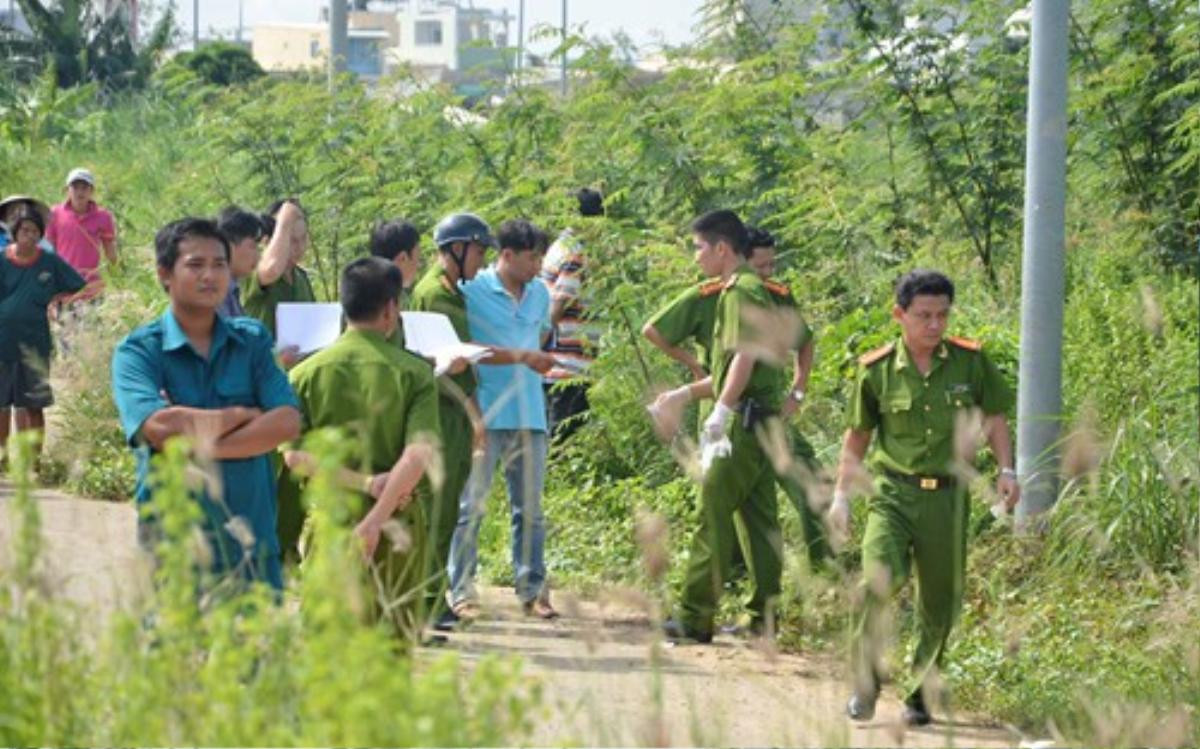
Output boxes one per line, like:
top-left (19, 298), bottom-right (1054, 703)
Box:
top-left (0, 432), bottom-right (536, 746)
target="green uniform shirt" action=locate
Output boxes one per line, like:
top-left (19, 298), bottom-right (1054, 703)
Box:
top-left (711, 267), bottom-right (788, 411)
top-left (847, 337), bottom-right (1013, 476)
top-left (288, 328), bottom-right (441, 480)
top-left (408, 264), bottom-right (477, 399)
top-left (241, 265), bottom-right (317, 341)
top-left (646, 279), bottom-right (722, 372)
top-left (762, 279), bottom-right (813, 352)
top-left (647, 276), bottom-right (812, 375)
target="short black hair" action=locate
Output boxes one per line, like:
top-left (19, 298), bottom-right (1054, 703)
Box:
top-left (9, 207), bottom-right (44, 238)
top-left (496, 218), bottom-right (541, 253)
top-left (746, 226), bottom-right (775, 250)
top-left (217, 206), bottom-right (265, 244)
top-left (341, 256), bottom-right (402, 322)
top-left (691, 210), bottom-right (750, 258)
top-left (575, 188), bottom-right (604, 217)
top-left (894, 269), bottom-right (955, 310)
top-left (155, 217), bottom-right (231, 272)
top-left (370, 219), bottom-right (420, 261)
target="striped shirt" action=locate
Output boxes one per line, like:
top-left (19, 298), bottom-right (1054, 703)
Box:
top-left (540, 229), bottom-right (601, 381)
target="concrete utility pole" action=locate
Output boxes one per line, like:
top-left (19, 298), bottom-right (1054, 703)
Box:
top-left (237, 0), bottom-right (244, 43)
top-left (560, 0), bottom-right (568, 96)
top-left (1015, 0), bottom-right (1069, 523)
top-left (192, 0), bottom-right (198, 48)
top-left (517, 0), bottom-right (525, 76)
top-left (329, 0), bottom-right (348, 87)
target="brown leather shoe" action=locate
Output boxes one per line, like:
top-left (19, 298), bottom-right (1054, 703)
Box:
top-left (522, 598), bottom-right (560, 620)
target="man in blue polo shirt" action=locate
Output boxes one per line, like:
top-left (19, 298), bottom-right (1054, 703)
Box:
top-left (111, 217), bottom-right (301, 592)
top-left (447, 218), bottom-right (559, 620)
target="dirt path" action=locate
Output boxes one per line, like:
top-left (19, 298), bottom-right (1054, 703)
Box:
top-left (0, 483), bottom-right (1025, 747)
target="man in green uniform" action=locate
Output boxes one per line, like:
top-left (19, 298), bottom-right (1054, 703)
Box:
top-left (654, 210), bottom-right (787, 643)
top-left (407, 212), bottom-right (494, 630)
top-left (246, 200), bottom-right (316, 561)
top-left (369, 218), bottom-right (423, 308)
top-left (644, 227), bottom-right (830, 575)
top-left (288, 257), bottom-right (441, 645)
top-left (830, 269), bottom-right (1019, 726)
top-left (241, 199), bottom-right (316, 361)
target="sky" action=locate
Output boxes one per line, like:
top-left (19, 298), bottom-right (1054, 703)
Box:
top-left (165, 0), bottom-right (705, 55)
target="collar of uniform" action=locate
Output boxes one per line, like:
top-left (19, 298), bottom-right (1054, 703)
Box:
top-left (432, 264), bottom-right (461, 297)
top-left (341, 326), bottom-right (390, 346)
top-left (161, 308), bottom-right (240, 356)
top-left (893, 338), bottom-right (949, 372)
top-left (723, 265), bottom-right (755, 289)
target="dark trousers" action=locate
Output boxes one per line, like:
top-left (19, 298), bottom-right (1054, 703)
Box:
top-left (544, 381), bottom-right (590, 441)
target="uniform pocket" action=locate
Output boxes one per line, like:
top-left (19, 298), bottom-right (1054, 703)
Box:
top-left (944, 383), bottom-right (976, 409)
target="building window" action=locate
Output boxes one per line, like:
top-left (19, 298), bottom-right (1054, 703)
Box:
top-left (310, 39), bottom-right (320, 58)
top-left (347, 38), bottom-right (382, 76)
top-left (415, 20), bottom-right (443, 46)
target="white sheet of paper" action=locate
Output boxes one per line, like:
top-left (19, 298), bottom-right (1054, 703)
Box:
top-left (401, 311), bottom-right (490, 375)
top-left (276, 302), bottom-right (343, 354)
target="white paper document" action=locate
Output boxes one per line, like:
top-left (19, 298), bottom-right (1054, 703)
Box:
top-left (276, 302), bottom-right (343, 354)
top-left (401, 311), bottom-right (490, 375)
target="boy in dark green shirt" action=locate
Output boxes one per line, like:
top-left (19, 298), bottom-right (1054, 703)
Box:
top-left (0, 208), bottom-right (85, 450)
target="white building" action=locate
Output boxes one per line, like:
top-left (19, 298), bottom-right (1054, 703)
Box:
top-left (252, 0), bottom-right (510, 88)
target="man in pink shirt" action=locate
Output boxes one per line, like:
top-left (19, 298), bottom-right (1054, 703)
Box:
top-left (46, 168), bottom-right (117, 299)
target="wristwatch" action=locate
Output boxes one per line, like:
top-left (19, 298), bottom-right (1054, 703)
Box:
top-left (790, 388), bottom-right (806, 403)
top-left (999, 467), bottom-right (1017, 479)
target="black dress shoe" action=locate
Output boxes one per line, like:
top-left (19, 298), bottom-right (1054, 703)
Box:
top-left (432, 608), bottom-right (459, 632)
top-left (662, 618), bottom-right (713, 644)
top-left (903, 690), bottom-right (932, 726)
top-left (846, 692), bottom-right (877, 721)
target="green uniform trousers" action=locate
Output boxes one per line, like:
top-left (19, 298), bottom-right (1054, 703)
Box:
top-left (776, 426), bottom-right (832, 569)
top-left (730, 424), bottom-right (831, 577)
top-left (423, 398), bottom-right (474, 617)
top-left (275, 452), bottom-right (305, 566)
top-left (679, 418), bottom-right (783, 636)
top-left (851, 476), bottom-right (969, 697)
top-left (365, 500), bottom-right (427, 649)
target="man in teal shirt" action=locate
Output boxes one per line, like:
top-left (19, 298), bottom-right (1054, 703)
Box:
top-left (112, 218), bottom-right (301, 592)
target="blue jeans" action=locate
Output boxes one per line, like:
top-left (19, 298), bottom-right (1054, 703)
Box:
top-left (447, 429), bottom-right (548, 605)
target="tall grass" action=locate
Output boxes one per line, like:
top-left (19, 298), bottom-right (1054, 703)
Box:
top-left (0, 432), bottom-right (536, 746)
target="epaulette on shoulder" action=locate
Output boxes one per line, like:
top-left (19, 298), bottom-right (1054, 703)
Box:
top-left (947, 335), bottom-right (982, 352)
top-left (858, 342), bottom-right (896, 367)
top-left (698, 279), bottom-right (724, 297)
top-left (763, 279), bottom-right (792, 298)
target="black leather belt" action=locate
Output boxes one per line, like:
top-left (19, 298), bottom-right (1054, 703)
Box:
top-left (884, 470), bottom-right (956, 491)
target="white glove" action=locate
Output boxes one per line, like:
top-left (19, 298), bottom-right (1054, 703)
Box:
top-left (702, 402), bottom-right (735, 442)
top-left (827, 490), bottom-right (852, 541)
top-left (699, 402), bottom-right (735, 473)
